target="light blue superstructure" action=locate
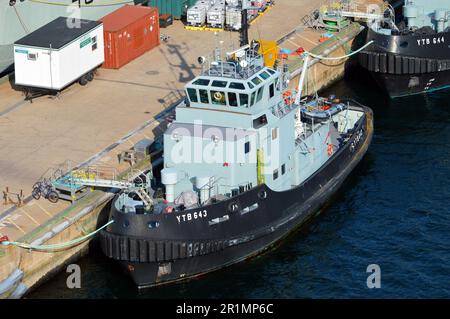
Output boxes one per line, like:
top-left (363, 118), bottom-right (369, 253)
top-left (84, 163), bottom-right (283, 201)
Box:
top-left (402, 0), bottom-right (450, 31)
top-left (160, 44), bottom-right (363, 204)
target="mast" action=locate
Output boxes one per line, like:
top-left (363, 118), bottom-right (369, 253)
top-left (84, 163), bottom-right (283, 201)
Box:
top-left (240, 8), bottom-right (249, 47)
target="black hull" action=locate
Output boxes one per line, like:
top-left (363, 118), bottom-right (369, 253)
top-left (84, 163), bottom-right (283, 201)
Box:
top-left (370, 69), bottom-right (450, 98)
top-left (100, 105), bottom-right (374, 288)
top-left (359, 27), bottom-right (450, 98)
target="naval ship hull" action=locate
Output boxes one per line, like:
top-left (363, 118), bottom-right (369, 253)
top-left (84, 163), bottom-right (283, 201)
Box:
top-left (100, 105), bottom-right (373, 288)
top-left (359, 27), bottom-right (450, 98)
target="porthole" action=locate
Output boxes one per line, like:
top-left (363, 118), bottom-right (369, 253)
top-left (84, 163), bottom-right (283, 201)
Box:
top-left (258, 190), bottom-right (267, 200)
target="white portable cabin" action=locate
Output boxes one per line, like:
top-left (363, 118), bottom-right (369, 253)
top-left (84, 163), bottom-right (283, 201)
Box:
top-left (14, 17), bottom-right (104, 91)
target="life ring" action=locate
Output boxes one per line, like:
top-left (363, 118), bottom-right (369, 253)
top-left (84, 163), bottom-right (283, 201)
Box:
top-left (327, 143), bottom-right (334, 157)
top-left (322, 104), bottom-right (331, 111)
top-left (213, 92), bottom-right (223, 102)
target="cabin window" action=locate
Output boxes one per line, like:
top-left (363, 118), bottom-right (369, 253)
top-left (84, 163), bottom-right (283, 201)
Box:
top-left (228, 92), bottom-right (238, 107)
top-left (273, 169), bottom-right (279, 180)
top-left (199, 89), bottom-right (210, 103)
top-left (211, 90), bottom-right (226, 105)
top-left (229, 82), bottom-right (245, 90)
top-left (267, 69), bottom-right (276, 75)
top-left (247, 82), bottom-right (255, 89)
top-left (281, 164), bottom-right (286, 175)
top-left (187, 88), bottom-right (198, 103)
top-left (27, 53), bottom-right (37, 61)
top-left (250, 92), bottom-right (256, 106)
top-left (253, 114), bottom-right (268, 129)
top-left (259, 71), bottom-right (270, 80)
top-left (251, 77), bottom-right (263, 85)
top-left (193, 78), bottom-right (210, 86)
top-left (272, 127), bottom-right (278, 140)
top-left (256, 87), bottom-right (264, 102)
top-left (245, 141), bottom-right (251, 154)
top-left (275, 77), bottom-right (280, 91)
top-left (239, 94), bottom-right (249, 107)
top-left (92, 36), bottom-right (98, 51)
top-left (269, 83), bottom-right (274, 98)
top-left (212, 80), bottom-right (228, 88)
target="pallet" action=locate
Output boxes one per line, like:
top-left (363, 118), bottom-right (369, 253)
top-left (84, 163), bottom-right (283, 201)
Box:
top-left (184, 25), bottom-right (224, 32)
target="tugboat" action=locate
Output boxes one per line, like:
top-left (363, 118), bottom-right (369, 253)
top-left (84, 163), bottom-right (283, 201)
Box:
top-left (99, 41), bottom-right (374, 287)
top-left (359, 0), bottom-right (450, 98)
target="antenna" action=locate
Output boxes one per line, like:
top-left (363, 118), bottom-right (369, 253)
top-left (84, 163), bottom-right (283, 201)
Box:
top-left (294, 55), bottom-right (310, 105)
top-left (240, 0), bottom-right (258, 47)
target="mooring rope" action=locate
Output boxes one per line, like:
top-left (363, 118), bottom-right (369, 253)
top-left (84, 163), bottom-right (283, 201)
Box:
top-left (304, 40), bottom-right (374, 61)
top-left (0, 220), bottom-right (114, 251)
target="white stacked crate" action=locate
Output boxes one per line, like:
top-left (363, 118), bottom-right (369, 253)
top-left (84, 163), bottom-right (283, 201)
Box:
top-left (207, 1), bottom-right (226, 28)
top-left (225, 6), bottom-right (242, 30)
top-left (187, 1), bottom-right (213, 26)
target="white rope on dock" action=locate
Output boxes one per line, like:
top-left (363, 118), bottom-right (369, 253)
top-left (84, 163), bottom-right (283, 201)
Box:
top-left (0, 220), bottom-right (114, 251)
top-left (304, 40), bottom-right (374, 61)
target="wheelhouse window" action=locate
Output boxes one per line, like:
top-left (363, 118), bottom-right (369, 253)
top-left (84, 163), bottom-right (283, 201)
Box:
top-left (228, 92), bottom-right (238, 107)
top-left (269, 83), bottom-right (274, 98)
top-left (211, 90), bottom-right (226, 105)
top-left (212, 80), bottom-right (228, 88)
top-left (187, 88), bottom-right (198, 103)
top-left (259, 71), bottom-right (270, 80)
top-left (239, 94), bottom-right (249, 107)
top-left (248, 82), bottom-right (255, 89)
top-left (229, 82), bottom-right (246, 90)
top-left (199, 89), bottom-right (210, 103)
top-left (250, 92), bottom-right (257, 106)
top-left (193, 78), bottom-right (210, 86)
top-left (281, 164), bottom-right (286, 175)
top-left (256, 87), bottom-right (264, 103)
top-left (267, 69), bottom-right (276, 75)
top-left (251, 77), bottom-right (263, 86)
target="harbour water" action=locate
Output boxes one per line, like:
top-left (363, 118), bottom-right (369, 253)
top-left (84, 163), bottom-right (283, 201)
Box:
top-left (27, 68), bottom-right (450, 299)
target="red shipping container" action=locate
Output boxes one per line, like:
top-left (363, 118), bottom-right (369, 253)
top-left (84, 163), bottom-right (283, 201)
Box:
top-left (101, 5), bottom-right (160, 69)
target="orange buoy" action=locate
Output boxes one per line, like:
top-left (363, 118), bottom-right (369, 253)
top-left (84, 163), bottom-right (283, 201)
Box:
top-left (327, 144), bottom-right (334, 157)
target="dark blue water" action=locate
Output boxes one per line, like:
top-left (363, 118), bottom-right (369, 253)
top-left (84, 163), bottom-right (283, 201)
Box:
top-left (28, 71), bottom-right (450, 299)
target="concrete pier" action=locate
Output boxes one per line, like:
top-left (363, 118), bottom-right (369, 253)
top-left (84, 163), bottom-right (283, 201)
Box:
top-left (0, 0), bottom-right (384, 297)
